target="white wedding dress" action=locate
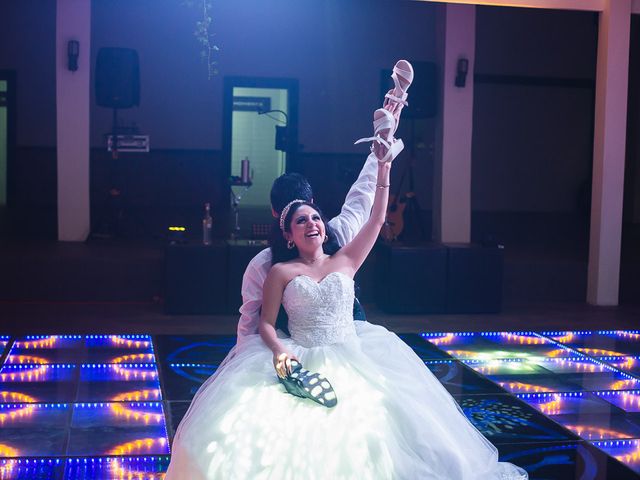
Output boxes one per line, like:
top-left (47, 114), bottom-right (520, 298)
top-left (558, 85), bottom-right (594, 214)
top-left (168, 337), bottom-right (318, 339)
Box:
top-left (166, 272), bottom-right (527, 479)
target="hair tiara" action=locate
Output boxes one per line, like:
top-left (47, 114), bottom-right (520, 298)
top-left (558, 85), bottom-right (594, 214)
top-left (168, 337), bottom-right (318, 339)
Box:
top-left (279, 199), bottom-right (306, 232)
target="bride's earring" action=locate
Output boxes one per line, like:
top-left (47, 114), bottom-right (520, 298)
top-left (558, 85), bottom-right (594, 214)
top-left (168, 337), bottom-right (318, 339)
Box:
top-left (323, 235), bottom-right (328, 244)
top-left (287, 240), bottom-right (295, 250)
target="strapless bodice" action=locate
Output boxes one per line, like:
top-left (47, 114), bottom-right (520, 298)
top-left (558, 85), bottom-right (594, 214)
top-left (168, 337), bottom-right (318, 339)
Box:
top-left (282, 271), bottom-right (356, 347)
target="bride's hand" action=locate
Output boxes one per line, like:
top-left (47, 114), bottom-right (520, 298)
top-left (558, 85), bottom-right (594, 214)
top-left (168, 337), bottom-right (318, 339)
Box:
top-left (273, 351), bottom-right (298, 378)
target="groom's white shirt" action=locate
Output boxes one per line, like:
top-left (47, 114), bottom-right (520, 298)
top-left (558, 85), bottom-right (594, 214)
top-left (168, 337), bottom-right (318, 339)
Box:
top-left (236, 154), bottom-right (378, 344)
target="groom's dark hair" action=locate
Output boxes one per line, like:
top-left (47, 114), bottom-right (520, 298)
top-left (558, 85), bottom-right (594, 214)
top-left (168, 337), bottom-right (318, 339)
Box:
top-left (270, 173), bottom-right (313, 214)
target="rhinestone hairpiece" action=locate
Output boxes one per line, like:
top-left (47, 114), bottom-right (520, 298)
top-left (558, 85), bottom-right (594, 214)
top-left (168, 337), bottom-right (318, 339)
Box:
top-left (279, 199), bottom-right (306, 232)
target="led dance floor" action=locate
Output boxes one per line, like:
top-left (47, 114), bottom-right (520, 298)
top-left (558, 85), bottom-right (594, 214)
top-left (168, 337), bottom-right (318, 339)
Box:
top-left (1, 331), bottom-right (640, 478)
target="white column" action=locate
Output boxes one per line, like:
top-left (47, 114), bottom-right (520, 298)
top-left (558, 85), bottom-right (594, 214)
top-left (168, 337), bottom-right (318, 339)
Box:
top-left (433, 4), bottom-right (475, 243)
top-left (587, 0), bottom-right (631, 305)
top-left (56, 0), bottom-right (91, 241)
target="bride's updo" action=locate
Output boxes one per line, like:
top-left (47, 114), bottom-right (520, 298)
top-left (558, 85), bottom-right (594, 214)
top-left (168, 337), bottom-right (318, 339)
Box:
top-left (269, 201), bottom-right (340, 265)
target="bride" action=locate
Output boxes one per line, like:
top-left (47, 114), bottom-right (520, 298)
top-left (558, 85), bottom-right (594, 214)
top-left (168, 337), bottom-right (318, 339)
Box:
top-left (166, 105), bottom-right (528, 480)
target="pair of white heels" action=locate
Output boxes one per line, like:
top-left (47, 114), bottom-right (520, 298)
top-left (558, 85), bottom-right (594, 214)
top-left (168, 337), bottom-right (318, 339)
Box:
top-left (355, 60), bottom-right (414, 164)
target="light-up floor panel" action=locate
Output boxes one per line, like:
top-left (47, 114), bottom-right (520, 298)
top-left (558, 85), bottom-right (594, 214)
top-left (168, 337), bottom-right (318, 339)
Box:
top-left (162, 363), bottom-right (217, 401)
top-left (499, 441), bottom-right (639, 479)
top-left (2, 332), bottom-right (640, 478)
top-left (424, 360), bottom-right (506, 396)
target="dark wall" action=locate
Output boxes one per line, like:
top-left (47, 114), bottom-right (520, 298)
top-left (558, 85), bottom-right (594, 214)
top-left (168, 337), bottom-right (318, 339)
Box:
top-left (3, 1), bottom-right (640, 241)
top-left (90, 0), bottom-right (438, 152)
top-left (473, 6), bottom-right (598, 214)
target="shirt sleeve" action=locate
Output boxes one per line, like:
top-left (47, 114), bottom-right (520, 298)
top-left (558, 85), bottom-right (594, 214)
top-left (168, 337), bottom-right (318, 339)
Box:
top-left (237, 248), bottom-right (272, 343)
top-left (327, 153), bottom-right (378, 246)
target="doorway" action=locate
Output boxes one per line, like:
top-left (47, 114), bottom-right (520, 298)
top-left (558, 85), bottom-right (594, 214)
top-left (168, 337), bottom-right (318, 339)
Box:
top-left (0, 71), bottom-right (15, 233)
top-left (223, 77), bottom-right (298, 238)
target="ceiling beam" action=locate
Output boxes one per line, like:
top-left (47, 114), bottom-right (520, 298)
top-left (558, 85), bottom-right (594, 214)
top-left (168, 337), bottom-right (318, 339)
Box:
top-left (416, 0), bottom-right (640, 14)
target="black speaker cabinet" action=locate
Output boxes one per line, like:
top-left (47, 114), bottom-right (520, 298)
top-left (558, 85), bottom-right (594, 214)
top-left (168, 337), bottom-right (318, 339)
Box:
top-left (445, 244), bottom-right (504, 313)
top-left (380, 61), bottom-right (438, 119)
top-left (165, 243), bottom-right (227, 314)
top-left (375, 242), bottom-right (447, 313)
top-left (95, 48), bottom-right (141, 109)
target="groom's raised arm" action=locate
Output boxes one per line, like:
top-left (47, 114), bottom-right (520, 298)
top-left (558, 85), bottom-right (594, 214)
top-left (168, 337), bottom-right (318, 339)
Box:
top-left (327, 153), bottom-right (378, 246)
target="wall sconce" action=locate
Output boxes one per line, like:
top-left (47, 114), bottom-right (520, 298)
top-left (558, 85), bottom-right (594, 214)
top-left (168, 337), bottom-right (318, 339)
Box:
top-left (455, 57), bottom-right (469, 88)
top-left (67, 40), bottom-right (79, 72)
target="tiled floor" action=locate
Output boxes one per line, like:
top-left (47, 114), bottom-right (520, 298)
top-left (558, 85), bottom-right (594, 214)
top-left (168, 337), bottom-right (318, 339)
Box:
top-left (1, 332), bottom-right (640, 478)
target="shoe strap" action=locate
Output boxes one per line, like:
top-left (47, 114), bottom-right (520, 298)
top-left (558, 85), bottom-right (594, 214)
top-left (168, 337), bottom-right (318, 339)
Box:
top-left (377, 138), bottom-right (404, 164)
top-left (385, 91), bottom-right (408, 106)
top-left (354, 134), bottom-right (391, 149)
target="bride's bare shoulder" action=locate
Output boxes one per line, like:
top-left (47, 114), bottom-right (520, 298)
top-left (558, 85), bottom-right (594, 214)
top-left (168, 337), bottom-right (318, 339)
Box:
top-left (266, 261), bottom-right (300, 285)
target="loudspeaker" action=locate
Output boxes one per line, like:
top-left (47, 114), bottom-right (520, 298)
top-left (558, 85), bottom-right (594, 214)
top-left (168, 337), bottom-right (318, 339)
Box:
top-left (380, 61), bottom-right (437, 119)
top-left (95, 48), bottom-right (140, 109)
top-left (445, 244), bottom-right (504, 313)
top-left (375, 242), bottom-right (447, 313)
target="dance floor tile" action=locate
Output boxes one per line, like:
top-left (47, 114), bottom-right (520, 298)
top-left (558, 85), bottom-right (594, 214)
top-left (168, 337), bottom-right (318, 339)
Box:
top-left (0, 364), bottom-right (77, 383)
top-left (0, 458), bottom-right (65, 479)
top-left (595, 391), bottom-right (640, 413)
top-left (458, 394), bottom-right (576, 444)
top-left (0, 405), bottom-right (70, 457)
top-left (552, 413), bottom-right (640, 440)
top-left (594, 439), bottom-right (640, 475)
top-left (488, 374), bottom-right (584, 394)
top-left (77, 365), bottom-right (160, 401)
top-left (498, 441), bottom-right (640, 479)
top-left (544, 331), bottom-right (640, 356)
top-left (0, 335), bottom-right (9, 355)
top-left (71, 402), bottom-right (166, 428)
top-left (161, 363), bottom-right (217, 401)
top-left (63, 456), bottom-right (169, 479)
top-left (154, 335), bottom-right (236, 364)
top-left (66, 426), bottom-right (169, 456)
top-left (517, 392), bottom-right (626, 417)
top-left (556, 371), bottom-right (640, 392)
top-left (463, 358), bottom-right (552, 376)
top-left (0, 380), bottom-right (78, 403)
top-left (427, 332), bottom-right (579, 361)
top-left (167, 401), bottom-right (191, 438)
top-left (424, 360), bottom-right (506, 396)
top-left (397, 334), bottom-right (451, 360)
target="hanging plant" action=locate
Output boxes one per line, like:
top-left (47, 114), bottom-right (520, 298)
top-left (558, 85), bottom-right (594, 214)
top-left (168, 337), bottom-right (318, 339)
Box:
top-left (182, 0), bottom-right (220, 78)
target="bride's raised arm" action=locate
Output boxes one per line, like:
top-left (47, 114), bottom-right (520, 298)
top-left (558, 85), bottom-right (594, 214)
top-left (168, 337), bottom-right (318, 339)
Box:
top-left (335, 160), bottom-right (391, 275)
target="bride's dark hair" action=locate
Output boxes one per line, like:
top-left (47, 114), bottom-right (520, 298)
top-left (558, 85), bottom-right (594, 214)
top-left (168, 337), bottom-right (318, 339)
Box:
top-left (269, 201), bottom-right (340, 266)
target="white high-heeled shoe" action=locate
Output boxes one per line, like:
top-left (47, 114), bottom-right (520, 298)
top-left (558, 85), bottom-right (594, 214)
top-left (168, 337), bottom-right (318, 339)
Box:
top-left (354, 108), bottom-right (404, 164)
top-left (384, 60), bottom-right (414, 135)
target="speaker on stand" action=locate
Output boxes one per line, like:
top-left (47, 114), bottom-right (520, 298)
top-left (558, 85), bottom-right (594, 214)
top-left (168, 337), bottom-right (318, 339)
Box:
top-left (92, 48), bottom-right (142, 239)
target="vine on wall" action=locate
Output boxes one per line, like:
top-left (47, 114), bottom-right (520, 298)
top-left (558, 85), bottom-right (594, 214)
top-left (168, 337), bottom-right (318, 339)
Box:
top-left (182, 0), bottom-right (219, 78)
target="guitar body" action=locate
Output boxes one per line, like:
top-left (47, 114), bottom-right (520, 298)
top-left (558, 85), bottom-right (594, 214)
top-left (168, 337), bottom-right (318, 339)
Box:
top-left (381, 194), bottom-right (406, 242)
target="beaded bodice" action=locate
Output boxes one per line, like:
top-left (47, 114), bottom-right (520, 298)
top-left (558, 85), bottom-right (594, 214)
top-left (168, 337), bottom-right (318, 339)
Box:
top-left (282, 272), bottom-right (356, 347)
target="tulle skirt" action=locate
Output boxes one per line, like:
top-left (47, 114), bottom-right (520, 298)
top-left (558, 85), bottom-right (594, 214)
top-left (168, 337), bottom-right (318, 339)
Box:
top-left (166, 322), bottom-right (527, 480)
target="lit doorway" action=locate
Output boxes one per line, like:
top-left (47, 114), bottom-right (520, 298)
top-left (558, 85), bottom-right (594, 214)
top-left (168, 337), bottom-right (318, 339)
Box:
top-left (223, 77), bottom-right (298, 238)
top-left (0, 79), bottom-right (8, 206)
top-left (0, 71), bottom-right (15, 234)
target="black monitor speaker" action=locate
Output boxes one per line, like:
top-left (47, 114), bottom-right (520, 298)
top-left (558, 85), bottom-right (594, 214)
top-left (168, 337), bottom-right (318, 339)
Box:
top-left (380, 61), bottom-right (437, 119)
top-left (95, 47), bottom-right (140, 109)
